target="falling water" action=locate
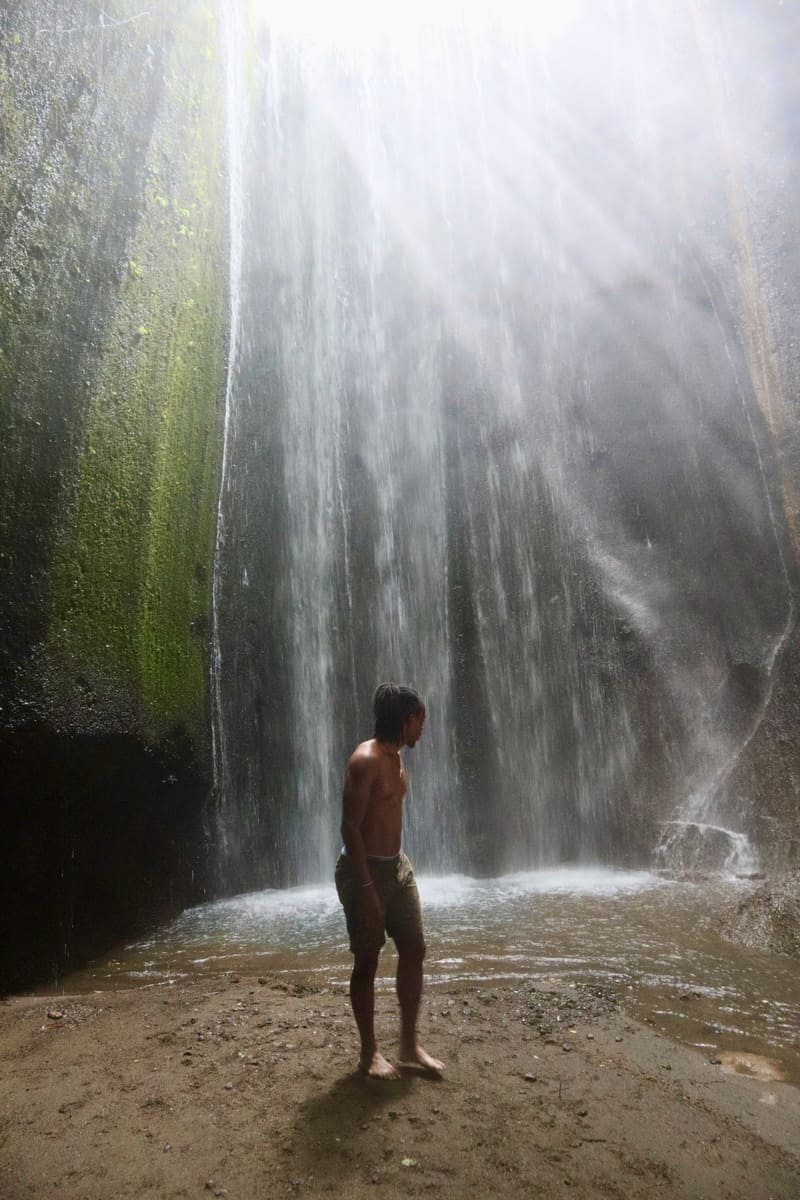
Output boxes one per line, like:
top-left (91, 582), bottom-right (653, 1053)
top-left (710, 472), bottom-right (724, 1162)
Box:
top-left (213, 1), bottom-right (794, 890)
top-left (211, 2), bottom-right (246, 876)
top-left (655, 821), bottom-right (758, 876)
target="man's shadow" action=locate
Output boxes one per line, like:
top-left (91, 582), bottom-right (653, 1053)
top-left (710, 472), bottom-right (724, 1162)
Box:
top-left (287, 1068), bottom-right (426, 1182)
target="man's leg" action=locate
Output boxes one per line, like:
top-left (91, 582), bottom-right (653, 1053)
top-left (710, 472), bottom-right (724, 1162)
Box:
top-left (351, 948), bottom-right (399, 1079)
top-left (395, 936), bottom-right (444, 1075)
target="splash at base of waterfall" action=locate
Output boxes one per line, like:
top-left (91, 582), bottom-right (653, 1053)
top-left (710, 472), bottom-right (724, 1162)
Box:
top-left (654, 821), bottom-right (759, 877)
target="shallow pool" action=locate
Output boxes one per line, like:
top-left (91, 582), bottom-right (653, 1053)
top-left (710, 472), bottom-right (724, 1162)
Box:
top-left (42, 868), bottom-right (800, 1082)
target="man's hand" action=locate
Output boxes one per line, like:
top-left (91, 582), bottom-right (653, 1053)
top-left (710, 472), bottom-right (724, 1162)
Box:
top-left (360, 883), bottom-right (385, 936)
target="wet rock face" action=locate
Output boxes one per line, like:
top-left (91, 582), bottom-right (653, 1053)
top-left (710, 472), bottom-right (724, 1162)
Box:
top-left (723, 624), bottom-right (800, 876)
top-left (0, 2), bottom-right (227, 988)
top-left (720, 872), bottom-right (800, 959)
top-left (0, 724), bottom-right (213, 995)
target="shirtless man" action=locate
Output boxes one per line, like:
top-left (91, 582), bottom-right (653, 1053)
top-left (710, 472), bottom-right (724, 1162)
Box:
top-left (335, 683), bottom-right (444, 1080)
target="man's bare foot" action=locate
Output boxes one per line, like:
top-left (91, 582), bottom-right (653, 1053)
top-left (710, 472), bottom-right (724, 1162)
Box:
top-left (358, 1050), bottom-right (400, 1080)
top-left (398, 1043), bottom-right (445, 1076)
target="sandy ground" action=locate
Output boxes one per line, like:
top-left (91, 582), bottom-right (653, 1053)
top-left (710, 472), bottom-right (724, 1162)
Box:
top-left (1, 972), bottom-right (798, 1200)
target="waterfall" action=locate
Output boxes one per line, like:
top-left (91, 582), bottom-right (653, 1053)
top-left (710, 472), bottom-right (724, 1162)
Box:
top-left (213, 2), bottom-right (794, 889)
top-left (211, 2), bottom-right (246, 876)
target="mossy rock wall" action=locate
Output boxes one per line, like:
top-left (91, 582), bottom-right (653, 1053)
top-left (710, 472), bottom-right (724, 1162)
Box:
top-left (0, 0), bottom-right (228, 991)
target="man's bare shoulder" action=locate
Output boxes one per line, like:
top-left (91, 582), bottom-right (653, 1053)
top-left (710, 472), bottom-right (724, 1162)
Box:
top-left (347, 739), bottom-right (382, 772)
top-left (343, 741), bottom-right (382, 800)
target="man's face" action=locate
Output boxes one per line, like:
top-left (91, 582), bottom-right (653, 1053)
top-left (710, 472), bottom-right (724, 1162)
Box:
top-left (402, 706), bottom-right (426, 747)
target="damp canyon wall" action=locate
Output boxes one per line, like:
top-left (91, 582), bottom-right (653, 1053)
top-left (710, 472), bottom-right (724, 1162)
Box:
top-left (0, 0), bottom-right (227, 991)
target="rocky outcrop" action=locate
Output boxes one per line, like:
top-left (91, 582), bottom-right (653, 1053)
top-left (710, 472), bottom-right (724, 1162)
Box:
top-left (0, 1), bottom-right (228, 992)
top-left (720, 871), bottom-right (800, 959)
top-left (721, 623), bottom-right (800, 876)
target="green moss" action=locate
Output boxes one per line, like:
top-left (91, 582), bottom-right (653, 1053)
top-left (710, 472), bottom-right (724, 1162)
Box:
top-left (46, 1), bottom-right (228, 749)
top-left (1, 4), bottom-right (182, 666)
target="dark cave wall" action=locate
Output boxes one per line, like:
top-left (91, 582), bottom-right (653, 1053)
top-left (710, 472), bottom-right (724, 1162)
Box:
top-left (0, 0), bottom-right (228, 991)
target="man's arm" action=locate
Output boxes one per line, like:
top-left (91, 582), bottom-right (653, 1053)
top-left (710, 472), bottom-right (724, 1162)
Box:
top-left (341, 753), bottom-right (384, 928)
top-left (341, 753), bottom-right (377, 888)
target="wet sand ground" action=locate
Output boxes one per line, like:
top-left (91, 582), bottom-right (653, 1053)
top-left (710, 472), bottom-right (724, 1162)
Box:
top-left (1, 973), bottom-right (798, 1199)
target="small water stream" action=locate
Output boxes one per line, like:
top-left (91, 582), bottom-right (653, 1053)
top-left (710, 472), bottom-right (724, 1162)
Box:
top-left (40, 870), bottom-right (800, 1084)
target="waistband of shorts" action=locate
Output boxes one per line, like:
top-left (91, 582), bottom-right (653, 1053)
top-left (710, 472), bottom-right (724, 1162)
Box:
top-left (338, 848), bottom-right (403, 865)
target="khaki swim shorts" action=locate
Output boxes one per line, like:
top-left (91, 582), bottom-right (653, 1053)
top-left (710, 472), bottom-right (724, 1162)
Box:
top-left (335, 850), bottom-right (425, 954)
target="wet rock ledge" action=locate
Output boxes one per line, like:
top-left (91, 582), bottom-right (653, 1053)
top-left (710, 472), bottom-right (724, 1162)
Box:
top-left (719, 871), bottom-right (800, 958)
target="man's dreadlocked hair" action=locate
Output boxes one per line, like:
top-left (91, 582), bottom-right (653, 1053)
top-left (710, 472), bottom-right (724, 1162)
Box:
top-left (373, 683), bottom-right (425, 743)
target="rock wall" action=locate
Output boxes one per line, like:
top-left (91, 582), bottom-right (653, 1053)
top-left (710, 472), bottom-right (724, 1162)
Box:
top-left (0, 0), bottom-right (228, 991)
top-left (711, 0), bottom-right (800, 875)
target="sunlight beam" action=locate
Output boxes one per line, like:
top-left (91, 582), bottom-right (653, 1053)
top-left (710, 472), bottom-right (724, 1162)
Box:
top-left (252, 0), bottom-right (581, 49)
